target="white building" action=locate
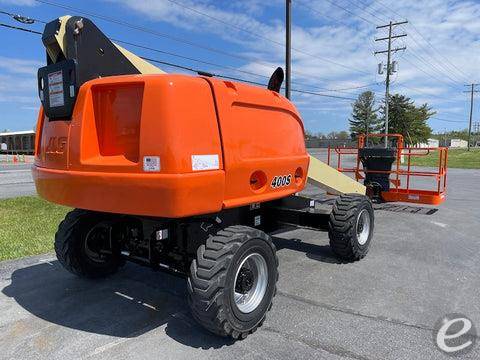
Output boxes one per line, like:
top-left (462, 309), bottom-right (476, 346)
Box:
top-left (450, 139), bottom-right (468, 148)
top-left (417, 138), bottom-right (440, 148)
top-left (0, 130), bottom-right (36, 154)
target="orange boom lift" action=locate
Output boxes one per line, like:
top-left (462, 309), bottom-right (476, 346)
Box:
top-left (33, 16), bottom-right (432, 339)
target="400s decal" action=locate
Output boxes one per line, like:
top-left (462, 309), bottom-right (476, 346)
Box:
top-left (271, 174), bottom-right (292, 188)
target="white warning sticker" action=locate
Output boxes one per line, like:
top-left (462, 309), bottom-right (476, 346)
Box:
top-left (48, 71), bottom-right (64, 107)
top-left (143, 156), bottom-right (160, 172)
top-left (192, 154), bottom-right (219, 171)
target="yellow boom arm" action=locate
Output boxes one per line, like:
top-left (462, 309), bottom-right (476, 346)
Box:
top-left (307, 155), bottom-right (366, 195)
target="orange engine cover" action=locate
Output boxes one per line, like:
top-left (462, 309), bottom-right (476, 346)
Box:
top-left (33, 74), bottom-right (309, 218)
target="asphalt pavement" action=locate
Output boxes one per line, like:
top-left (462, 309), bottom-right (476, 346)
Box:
top-left (0, 151), bottom-right (479, 359)
top-left (0, 164), bottom-right (35, 199)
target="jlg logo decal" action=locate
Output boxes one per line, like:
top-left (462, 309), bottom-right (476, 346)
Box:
top-left (271, 175), bottom-right (291, 188)
top-left (45, 136), bottom-right (67, 155)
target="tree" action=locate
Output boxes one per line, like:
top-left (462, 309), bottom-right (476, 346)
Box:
top-left (304, 129), bottom-right (314, 139)
top-left (381, 94), bottom-right (433, 145)
top-left (349, 91), bottom-right (381, 139)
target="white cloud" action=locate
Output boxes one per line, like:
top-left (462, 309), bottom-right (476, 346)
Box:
top-left (0, 57), bottom-right (41, 108)
top-left (0, 56), bottom-right (43, 76)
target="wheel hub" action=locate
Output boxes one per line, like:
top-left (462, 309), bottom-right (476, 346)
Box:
top-left (235, 268), bottom-right (254, 293)
top-left (356, 209), bottom-right (371, 246)
top-left (84, 223), bottom-right (112, 263)
top-left (233, 253), bottom-right (268, 314)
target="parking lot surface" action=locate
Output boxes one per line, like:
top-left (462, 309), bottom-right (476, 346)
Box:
top-left (0, 152), bottom-right (479, 359)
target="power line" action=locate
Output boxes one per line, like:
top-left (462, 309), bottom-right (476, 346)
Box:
top-left (34, 0), bottom-right (370, 77)
top-left (0, 21), bottom-right (357, 101)
top-left (405, 32), bottom-right (465, 87)
top-left (408, 23), bottom-right (471, 83)
top-left (371, 0), bottom-right (472, 83)
top-left (104, 39), bottom-right (380, 95)
top-left (0, 8), bottom-right (377, 95)
top-left (342, 0), bottom-right (387, 24)
top-left (361, 1), bottom-right (468, 92)
top-left (430, 117), bottom-right (469, 123)
top-left (11, 4), bottom-right (377, 93)
top-left (0, 22), bottom-right (42, 34)
top-left (402, 56), bottom-right (463, 91)
top-left (166, 0), bottom-right (371, 75)
top-left (32, 0), bottom-right (281, 70)
top-left (0, 9), bottom-right (46, 24)
top-left (320, 0), bottom-right (377, 26)
top-left (111, 38), bottom-right (270, 81)
top-left (394, 82), bottom-right (459, 102)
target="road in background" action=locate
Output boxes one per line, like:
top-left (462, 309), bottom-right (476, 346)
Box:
top-left (0, 164), bottom-right (35, 199)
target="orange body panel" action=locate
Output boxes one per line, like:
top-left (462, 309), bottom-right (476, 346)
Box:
top-left (33, 74), bottom-right (309, 217)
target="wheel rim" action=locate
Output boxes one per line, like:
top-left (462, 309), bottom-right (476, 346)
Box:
top-left (233, 253), bottom-right (268, 313)
top-left (84, 223), bottom-right (112, 263)
top-left (356, 209), bottom-right (371, 245)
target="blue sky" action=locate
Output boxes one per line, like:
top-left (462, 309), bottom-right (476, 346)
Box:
top-left (0, 0), bottom-right (478, 134)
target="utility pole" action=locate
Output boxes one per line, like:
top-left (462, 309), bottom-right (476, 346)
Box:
top-left (285, 0), bottom-right (292, 100)
top-left (463, 84), bottom-right (479, 151)
top-left (375, 20), bottom-right (408, 148)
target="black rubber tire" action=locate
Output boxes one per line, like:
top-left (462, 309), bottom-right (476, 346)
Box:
top-left (328, 194), bottom-right (374, 261)
top-left (54, 209), bottom-right (121, 278)
top-left (187, 225), bottom-right (278, 339)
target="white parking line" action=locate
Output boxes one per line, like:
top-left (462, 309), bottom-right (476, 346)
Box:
top-left (431, 221), bottom-right (448, 228)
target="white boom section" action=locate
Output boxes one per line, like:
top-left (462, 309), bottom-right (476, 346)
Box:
top-left (307, 155), bottom-right (366, 195)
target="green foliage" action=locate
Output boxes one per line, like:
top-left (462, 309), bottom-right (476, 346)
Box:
top-left (381, 94), bottom-right (433, 145)
top-left (431, 129), bottom-right (469, 141)
top-left (411, 148), bottom-right (480, 169)
top-left (349, 91), bottom-right (382, 139)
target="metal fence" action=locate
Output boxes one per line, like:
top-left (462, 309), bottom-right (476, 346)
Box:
top-left (305, 138), bottom-right (355, 148)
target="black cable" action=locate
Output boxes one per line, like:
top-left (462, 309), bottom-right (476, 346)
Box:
top-left (111, 38), bottom-right (270, 81)
top-left (0, 22), bottom-right (42, 34)
top-left (297, 0), bottom-right (377, 26)
top-left (117, 37), bottom-right (381, 94)
top-left (341, 0), bottom-right (387, 24)
top-left (0, 9), bottom-right (46, 24)
top-left (406, 33), bottom-right (465, 87)
top-left (430, 117), bottom-right (468, 124)
top-left (0, 21), bottom-right (357, 101)
top-left (371, 0), bottom-right (472, 83)
top-left (143, 56), bottom-right (357, 100)
top-left (402, 56), bottom-right (463, 92)
top-left (33, 0), bottom-right (371, 77)
top-left (164, 0), bottom-right (371, 75)
top-left (0, 6), bottom-right (377, 92)
top-left (0, 7), bottom-right (378, 94)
